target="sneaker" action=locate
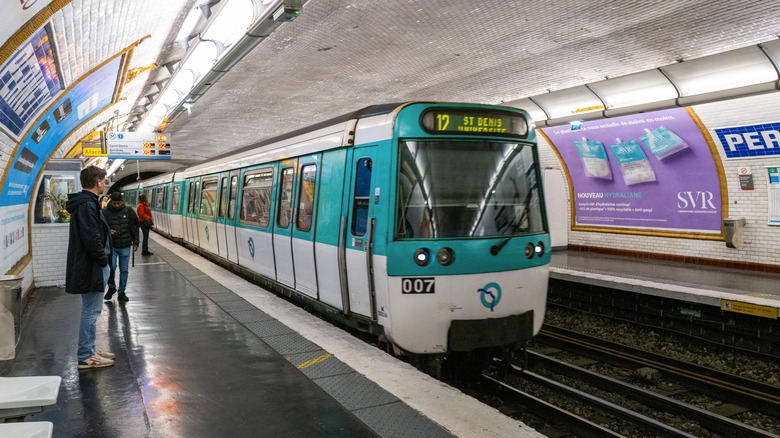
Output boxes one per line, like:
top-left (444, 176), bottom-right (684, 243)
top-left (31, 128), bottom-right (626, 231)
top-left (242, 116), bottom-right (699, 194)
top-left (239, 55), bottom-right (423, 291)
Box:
top-left (96, 349), bottom-right (116, 359)
top-left (142, 251), bottom-right (153, 256)
top-left (104, 288), bottom-right (116, 301)
top-left (118, 293), bottom-right (129, 302)
top-left (78, 354), bottom-right (114, 369)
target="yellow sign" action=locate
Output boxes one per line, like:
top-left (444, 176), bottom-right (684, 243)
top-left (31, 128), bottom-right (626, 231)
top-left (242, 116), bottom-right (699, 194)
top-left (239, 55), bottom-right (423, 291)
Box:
top-left (721, 300), bottom-right (778, 319)
top-left (83, 147), bottom-right (107, 157)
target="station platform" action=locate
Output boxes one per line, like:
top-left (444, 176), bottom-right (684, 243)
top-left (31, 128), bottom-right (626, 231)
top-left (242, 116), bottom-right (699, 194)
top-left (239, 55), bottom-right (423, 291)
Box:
top-left (0, 234), bottom-right (539, 438)
top-left (550, 249), bottom-right (780, 315)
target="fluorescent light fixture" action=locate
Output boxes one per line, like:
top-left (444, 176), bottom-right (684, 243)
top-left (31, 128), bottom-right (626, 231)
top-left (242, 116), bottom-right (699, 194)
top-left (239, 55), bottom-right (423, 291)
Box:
top-left (175, 5), bottom-right (205, 43)
top-left (588, 69), bottom-right (678, 109)
top-left (661, 45), bottom-right (778, 96)
top-left (202, 0), bottom-right (255, 48)
top-left (530, 86), bottom-right (604, 119)
top-left (182, 41), bottom-right (219, 82)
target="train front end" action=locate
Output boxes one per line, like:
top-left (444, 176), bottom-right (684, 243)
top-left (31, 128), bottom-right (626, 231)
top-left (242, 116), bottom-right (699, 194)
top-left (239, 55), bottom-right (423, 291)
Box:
top-left (381, 103), bottom-right (550, 355)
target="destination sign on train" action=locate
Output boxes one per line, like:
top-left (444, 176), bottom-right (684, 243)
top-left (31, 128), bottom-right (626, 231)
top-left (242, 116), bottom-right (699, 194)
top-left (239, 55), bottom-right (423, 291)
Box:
top-left (104, 132), bottom-right (172, 160)
top-left (421, 109), bottom-right (528, 136)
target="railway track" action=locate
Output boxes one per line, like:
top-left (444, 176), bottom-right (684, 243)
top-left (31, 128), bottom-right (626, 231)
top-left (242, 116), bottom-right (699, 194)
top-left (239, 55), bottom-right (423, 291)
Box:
top-left (474, 324), bottom-right (780, 437)
top-left (538, 325), bottom-right (780, 417)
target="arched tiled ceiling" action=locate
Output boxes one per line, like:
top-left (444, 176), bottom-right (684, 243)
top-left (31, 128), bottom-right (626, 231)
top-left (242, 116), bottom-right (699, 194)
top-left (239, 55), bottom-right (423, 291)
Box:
top-left (2, 0), bottom-right (780, 185)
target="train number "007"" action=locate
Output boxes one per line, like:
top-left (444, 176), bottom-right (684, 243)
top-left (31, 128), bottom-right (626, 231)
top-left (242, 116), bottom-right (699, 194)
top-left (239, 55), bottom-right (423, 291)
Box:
top-left (401, 277), bottom-right (435, 294)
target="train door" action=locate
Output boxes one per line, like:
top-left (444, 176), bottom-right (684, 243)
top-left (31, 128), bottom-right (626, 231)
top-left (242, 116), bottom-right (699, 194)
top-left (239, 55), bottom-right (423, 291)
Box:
top-left (197, 177), bottom-right (219, 253)
top-left (224, 171), bottom-right (239, 263)
top-left (215, 174), bottom-right (229, 259)
top-left (187, 180), bottom-right (200, 246)
top-left (344, 147), bottom-right (378, 318)
top-left (291, 155), bottom-right (319, 298)
top-left (272, 161), bottom-right (297, 288)
top-left (182, 182), bottom-right (191, 242)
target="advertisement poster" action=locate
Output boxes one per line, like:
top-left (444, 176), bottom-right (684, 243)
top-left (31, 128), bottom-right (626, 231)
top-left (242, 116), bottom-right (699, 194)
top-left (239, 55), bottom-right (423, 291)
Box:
top-left (1, 56), bottom-right (121, 207)
top-left (0, 204), bottom-right (28, 275)
top-left (0, 57), bottom-right (121, 273)
top-left (540, 108), bottom-right (722, 234)
top-left (0, 25), bottom-right (61, 137)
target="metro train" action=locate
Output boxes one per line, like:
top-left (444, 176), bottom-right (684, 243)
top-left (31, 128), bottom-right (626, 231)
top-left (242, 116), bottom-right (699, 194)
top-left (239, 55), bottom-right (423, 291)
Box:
top-left (119, 102), bottom-right (550, 366)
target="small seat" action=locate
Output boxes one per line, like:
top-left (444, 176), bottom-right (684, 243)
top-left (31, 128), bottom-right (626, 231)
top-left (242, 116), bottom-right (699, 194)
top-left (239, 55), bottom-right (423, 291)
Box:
top-left (0, 376), bottom-right (61, 421)
top-left (0, 421), bottom-right (53, 437)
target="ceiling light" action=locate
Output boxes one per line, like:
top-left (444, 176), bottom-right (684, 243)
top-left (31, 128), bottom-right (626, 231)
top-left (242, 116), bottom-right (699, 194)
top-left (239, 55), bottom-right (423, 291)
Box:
top-left (202, 0), bottom-right (255, 48)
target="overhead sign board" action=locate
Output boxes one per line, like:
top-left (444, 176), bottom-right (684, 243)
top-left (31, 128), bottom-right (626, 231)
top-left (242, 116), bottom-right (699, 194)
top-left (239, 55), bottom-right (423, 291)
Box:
top-left (104, 131), bottom-right (171, 159)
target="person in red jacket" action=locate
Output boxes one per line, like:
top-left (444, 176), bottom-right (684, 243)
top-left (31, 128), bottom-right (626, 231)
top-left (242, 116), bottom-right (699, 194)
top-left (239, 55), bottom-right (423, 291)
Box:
top-left (137, 194), bottom-right (153, 256)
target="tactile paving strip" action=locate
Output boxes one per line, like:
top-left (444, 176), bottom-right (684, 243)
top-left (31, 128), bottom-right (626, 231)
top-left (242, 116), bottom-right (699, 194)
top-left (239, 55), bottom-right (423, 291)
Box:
top-left (243, 320), bottom-right (295, 338)
top-left (262, 333), bottom-right (322, 355)
top-left (314, 373), bottom-right (400, 411)
top-left (217, 300), bottom-right (257, 312)
top-left (287, 350), bottom-right (354, 379)
top-left (229, 309), bottom-right (274, 324)
top-left (353, 403), bottom-right (454, 438)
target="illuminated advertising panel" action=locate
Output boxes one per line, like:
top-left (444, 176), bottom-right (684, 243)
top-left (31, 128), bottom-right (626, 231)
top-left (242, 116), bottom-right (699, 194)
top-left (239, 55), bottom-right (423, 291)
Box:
top-left (0, 57), bottom-right (121, 274)
top-left (0, 26), bottom-right (61, 137)
top-left (539, 107), bottom-right (723, 234)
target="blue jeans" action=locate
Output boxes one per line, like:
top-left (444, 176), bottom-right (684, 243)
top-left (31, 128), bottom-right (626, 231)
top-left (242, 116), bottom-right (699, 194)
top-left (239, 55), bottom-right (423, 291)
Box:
top-left (107, 246), bottom-right (131, 294)
top-left (141, 225), bottom-right (150, 252)
top-left (78, 264), bottom-right (110, 361)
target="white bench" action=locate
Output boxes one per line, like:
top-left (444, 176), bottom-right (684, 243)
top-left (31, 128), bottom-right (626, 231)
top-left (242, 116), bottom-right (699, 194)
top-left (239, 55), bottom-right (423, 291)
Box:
top-left (0, 421), bottom-right (53, 437)
top-left (0, 376), bottom-right (61, 422)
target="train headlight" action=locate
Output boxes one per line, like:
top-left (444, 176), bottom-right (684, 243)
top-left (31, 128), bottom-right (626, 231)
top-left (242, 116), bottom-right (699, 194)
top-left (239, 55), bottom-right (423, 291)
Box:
top-left (535, 241), bottom-right (545, 257)
top-left (524, 242), bottom-right (535, 259)
top-left (414, 248), bottom-right (431, 266)
top-left (436, 247), bottom-right (455, 266)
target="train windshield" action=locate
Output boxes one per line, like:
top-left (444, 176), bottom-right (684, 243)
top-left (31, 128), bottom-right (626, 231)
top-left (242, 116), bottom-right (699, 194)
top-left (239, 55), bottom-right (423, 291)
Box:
top-left (396, 140), bottom-right (545, 239)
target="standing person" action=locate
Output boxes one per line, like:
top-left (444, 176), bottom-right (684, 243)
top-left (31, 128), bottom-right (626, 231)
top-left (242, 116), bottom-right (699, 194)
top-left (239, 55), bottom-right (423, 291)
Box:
top-left (137, 194), bottom-right (153, 256)
top-left (65, 165), bottom-right (115, 369)
top-left (103, 192), bottom-right (139, 303)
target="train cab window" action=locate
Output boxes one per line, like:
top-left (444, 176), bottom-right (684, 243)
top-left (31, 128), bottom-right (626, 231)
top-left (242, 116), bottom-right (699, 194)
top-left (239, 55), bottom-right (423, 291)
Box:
top-left (171, 184), bottom-right (180, 213)
top-left (351, 158), bottom-right (372, 236)
top-left (277, 167), bottom-right (294, 229)
top-left (395, 140), bottom-right (545, 239)
top-left (200, 178), bottom-right (218, 218)
top-left (228, 176), bottom-right (237, 220)
top-left (296, 164), bottom-right (317, 232)
top-left (240, 169), bottom-right (273, 227)
top-left (218, 177), bottom-right (228, 219)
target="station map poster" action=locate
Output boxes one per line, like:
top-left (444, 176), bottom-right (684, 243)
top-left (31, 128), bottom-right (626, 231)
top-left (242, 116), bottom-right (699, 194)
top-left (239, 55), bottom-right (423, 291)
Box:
top-left (539, 107), bottom-right (722, 234)
top-left (0, 25), bottom-right (62, 137)
top-left (0, 0), bottom-right (54, 48)
top-left (0, 56), bottom-right (122, 274)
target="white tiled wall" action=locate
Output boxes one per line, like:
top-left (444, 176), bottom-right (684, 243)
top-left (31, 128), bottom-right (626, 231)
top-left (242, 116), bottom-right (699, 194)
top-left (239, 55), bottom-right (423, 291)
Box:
top-left (537, 92), bottom-right (780, 267)
top-left (31, 224), bottom-right (70, 287)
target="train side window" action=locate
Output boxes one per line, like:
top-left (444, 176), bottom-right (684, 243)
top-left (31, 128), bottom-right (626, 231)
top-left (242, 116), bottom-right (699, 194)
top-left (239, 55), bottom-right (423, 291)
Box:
top-left (240, 169), bottom-right (273, 227)
top-left (163, 186), bottom-right (169, 210)
top-left (277, 167), bottom-right (294, 229)
top-left (296, 164), bottom-right (317, 232)
top-left (200, 178), bottom-right (218, 218)
top-left (228, 176), bottom-right (237, 220)
top-left (171, 184), bottom-right (180, 213)
top-left (187, 182), bottom-right (196, 214)
top-left (155, 187), bottom-right (164, 209)
top-left (351, 158), bottom-right (372, 236)
top-left (218, 177), bottom-right (228, 219)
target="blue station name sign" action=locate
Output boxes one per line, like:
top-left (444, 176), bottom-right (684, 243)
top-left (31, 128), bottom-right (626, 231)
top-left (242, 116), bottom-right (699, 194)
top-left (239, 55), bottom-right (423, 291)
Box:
top-left (715, 122), bottom-right (780, 159)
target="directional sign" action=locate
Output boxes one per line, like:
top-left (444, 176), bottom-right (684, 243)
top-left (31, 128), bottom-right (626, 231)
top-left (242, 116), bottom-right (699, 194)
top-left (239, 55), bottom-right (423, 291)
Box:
top-left (104, 131), bottom-right (171, 159)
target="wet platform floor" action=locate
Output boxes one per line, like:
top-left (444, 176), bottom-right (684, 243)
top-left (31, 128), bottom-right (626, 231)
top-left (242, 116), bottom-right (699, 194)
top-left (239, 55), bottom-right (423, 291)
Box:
top-left (0, 242), bottom-right (381, 437)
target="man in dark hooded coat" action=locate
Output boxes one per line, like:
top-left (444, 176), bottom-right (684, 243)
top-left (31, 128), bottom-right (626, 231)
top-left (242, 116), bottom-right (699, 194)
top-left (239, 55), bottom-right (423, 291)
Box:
top-left (65, 165), bottom-right (115, 369)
